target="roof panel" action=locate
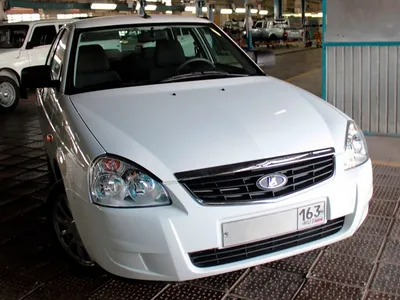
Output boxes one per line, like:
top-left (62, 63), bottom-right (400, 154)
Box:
top-left (72, 15), bottom-right (211, 29)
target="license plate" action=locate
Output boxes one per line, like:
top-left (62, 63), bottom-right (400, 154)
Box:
top-left (297, 201), bottom-right (326, 230)
top-left (222, 200), bottom-right (327, 248)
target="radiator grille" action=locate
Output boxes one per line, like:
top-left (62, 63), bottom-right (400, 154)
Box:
top-left (189, 217), bottom-right (345, 268)
top-left (175, 149), bottom-right (335, 205)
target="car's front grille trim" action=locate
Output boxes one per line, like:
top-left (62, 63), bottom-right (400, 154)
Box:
top-left (189, 217), bottom-right (345, 268)
top-left (175, 148), bottom-right (335, 205)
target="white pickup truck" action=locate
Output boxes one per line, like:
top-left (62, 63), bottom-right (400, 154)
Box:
top-left (0, 20), bottom-right (69, 112)
top-left (245, 18), bottom-right (304, 44)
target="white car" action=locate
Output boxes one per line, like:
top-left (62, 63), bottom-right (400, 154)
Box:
top-left (0, 20), bottom-right (68, 112)
top-left (0, 18), bottom-right (121, 112)
top-left (20, 15), bottom-right (373, 282)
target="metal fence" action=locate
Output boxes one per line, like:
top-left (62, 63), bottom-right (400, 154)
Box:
top-left (326, 45), bottom-right (400, 135)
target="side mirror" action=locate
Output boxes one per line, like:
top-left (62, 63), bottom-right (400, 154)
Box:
top-left (20, 65), bottom-right (59, 97)
top-left (247, 49), bottom-right (275, 68)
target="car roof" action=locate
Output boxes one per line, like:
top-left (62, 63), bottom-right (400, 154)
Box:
top-left (1, 19), bottom-right (73, 26)
top-left (71, 15), bottom-right (211, 29)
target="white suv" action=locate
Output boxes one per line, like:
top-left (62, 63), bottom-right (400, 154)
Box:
top-left (0, 19), bottom-right (70, 112)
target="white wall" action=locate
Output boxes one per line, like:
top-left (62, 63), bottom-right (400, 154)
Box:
top-left (325, 0), bottom-right (400, 42)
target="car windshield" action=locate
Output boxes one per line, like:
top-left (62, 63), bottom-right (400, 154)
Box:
top-left (71, 23), bottom-right (264, 93)
top-left (0, 25), bottom-right (29, 49)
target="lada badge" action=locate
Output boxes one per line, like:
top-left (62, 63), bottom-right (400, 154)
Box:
top-left (256, 173), bottom-right (288, 191)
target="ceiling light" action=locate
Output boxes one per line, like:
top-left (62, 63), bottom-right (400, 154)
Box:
top-left (191, 7), bottom-right (208, 14)
top-left (220, 8), bottom-right (232, 14)
top-left (259, 10), bottom-right (268, 15)
top-left (90, 3), bottom-right (117, 10)
top-left (184, 6), bottom-right (195, 12)
top-left (250, 9), bottom-right (258, 14)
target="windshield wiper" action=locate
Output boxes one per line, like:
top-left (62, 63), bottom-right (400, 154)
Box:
top-left (159, 71), bottom-right (250, 83)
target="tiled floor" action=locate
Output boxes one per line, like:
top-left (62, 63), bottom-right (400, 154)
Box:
top-left (1, 50), bottom-right (400, 299)
top-left (1, 100), bottom-right (400, 300)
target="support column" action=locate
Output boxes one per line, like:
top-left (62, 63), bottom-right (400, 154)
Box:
top-left (244, 0), bottom-right (252, 49)
top-left (274, 0), bottom-right (282, 19)
top-left (301, 0), bottom-right (306, 42)
top-left (0, 0), bottom-right (7, 22)
top-left (207, 4), bottom-right (214, 22)
top-left (195, 0), bottom-right (203, 17)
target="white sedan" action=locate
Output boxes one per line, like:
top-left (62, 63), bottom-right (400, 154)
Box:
top-left (20, 14), bottom-right (373, 281)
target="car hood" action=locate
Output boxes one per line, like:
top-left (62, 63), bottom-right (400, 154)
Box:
top-left (70, 76), bottom-right (349, 182)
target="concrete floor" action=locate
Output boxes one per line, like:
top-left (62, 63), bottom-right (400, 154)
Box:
top-left (1, 49), bottom-right (400, 300)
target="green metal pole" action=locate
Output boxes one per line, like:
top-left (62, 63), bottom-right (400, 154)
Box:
top-left (244, 0), bottom-right (252, 49)
top-left (274, 0), bottom-right (282, 19)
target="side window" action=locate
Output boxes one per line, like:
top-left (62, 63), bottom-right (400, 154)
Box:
top-left (254, 22), bottom-right (263, 28)
top-left (173, 28), bottom-right (182, 37)
top-left (29, 25), bottom-right (57, 48)
top-left (201, 28), bottom-right (242, 67)
top-left (49, 30), bottom-right (69, 80)
top-left (175, 28), bottom-right (201, 58)
top-left (181, 28), bottom-right (190, 35)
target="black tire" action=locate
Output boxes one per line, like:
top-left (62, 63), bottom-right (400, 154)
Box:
top-left (47, 180), bottom-right (97, 271)
top-left (46, 155), bottom-right (57, 185)
top-left (269, 34), bottom-right (278, 41)
top-left (0, 75), bottom-right (20, 113)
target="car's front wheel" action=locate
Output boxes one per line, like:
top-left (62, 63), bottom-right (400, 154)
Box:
top-left (48, 180), bottom-right (95, 268)
top-left (0, 76), bottom-right (19, 113)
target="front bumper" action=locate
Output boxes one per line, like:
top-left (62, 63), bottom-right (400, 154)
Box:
top-left (66, 156), bottom-right (373, 281)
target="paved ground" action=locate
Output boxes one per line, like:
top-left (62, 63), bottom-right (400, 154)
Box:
top-left (264, 48), bottom-right (321, 81)
top-left (267, 42), bottom-right (318, 57)
top-left (1, 50), bottom-right (400, 300)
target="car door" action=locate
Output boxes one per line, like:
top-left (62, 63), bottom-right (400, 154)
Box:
top-left (46, 28), bottom-right (72, 163)
top-left (37, 28), bottom-right (67, 159)
top-left (26, 24), bottom-right (57, 67)
top-left (251, 21), bottom-right (262, 40)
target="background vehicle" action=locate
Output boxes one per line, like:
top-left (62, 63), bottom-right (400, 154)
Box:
top-left (0, 18), bottom-right (125, 112)
top-left (244, 18), bottom-right (304, 43)
top-left (222, 19), bottom-right (243, 45)
top-left (0, 20), bottom-right (68, 112)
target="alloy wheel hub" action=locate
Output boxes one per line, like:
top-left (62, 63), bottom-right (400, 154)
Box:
top-left (0, 82), bottom-right (16, 108)
top-left (53, 194), bottom-right (94, 266)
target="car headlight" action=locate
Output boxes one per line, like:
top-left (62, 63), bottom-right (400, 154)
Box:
top-left (89, 156), bottom-right (171, 208)
top-left (344, 121), bottom-right (368, 170)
